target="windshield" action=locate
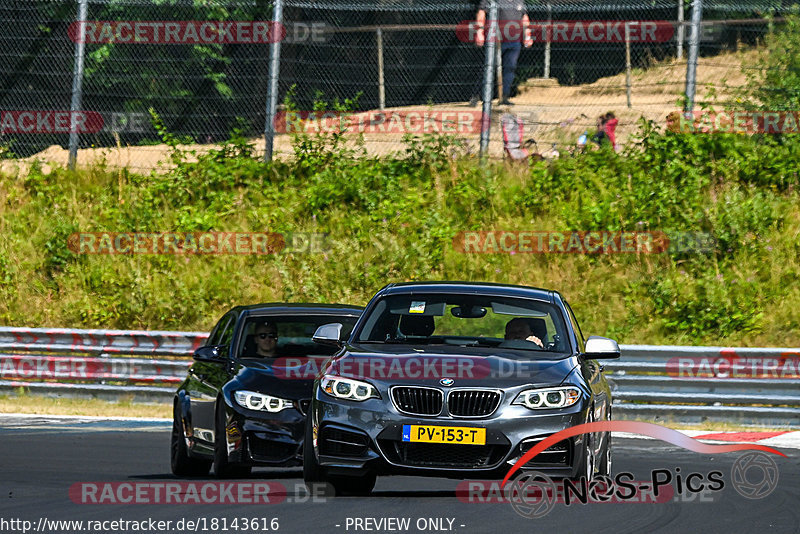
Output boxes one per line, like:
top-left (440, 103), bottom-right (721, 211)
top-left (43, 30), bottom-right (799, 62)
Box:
top-left (237, 314), bottom-right (358, 361)
top-left (355, 294), bottom-right (570, 353)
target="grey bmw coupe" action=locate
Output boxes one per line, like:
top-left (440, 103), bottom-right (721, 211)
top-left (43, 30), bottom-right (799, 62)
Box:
top-left (304, 282), bottom-right (620, 495)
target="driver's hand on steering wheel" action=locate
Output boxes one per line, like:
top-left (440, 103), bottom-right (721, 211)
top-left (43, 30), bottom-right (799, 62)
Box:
top-left (526, 335), bottom-right (544, 348)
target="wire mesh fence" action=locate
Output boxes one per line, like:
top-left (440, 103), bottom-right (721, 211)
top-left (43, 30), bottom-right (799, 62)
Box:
top-left (0, 0), bottom-right (797, 170)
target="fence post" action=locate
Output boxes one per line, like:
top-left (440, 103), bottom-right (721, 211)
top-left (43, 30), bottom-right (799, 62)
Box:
top-left (263, 0), bottom-right (284, 162)
top-left (625, 22), bottom-right (633, 108)
top-left (480, 0), bottom-right (498, 157)
top-left (68, 0), bottom-right (88, 171)
top-left (495, 37), bottom-right (502, 102)
top-left (677, 0), bottom-right (685, 59)
top-left (684, 0), bottom-right (703, 113)
top-left (377, 27), bottom-right (385, 111)
top-left (544, 3), bottom-right (551, 78)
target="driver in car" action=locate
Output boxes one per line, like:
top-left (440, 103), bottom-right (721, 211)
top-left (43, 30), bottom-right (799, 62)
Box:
top-left (252, 321), bottom-right (279, 358)
top-left (502, 317), bottom-right (544, 348)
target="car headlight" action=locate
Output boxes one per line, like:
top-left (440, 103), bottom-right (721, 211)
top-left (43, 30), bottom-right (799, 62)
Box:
top-left (320, 375), bottom-right (380, 401)
top-left (233, 390), bottom-right (293, 412)
top-left (512, 386), bottom-right (581, 410)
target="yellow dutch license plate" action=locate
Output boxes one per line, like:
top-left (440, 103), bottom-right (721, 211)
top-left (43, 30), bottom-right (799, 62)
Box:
top-left (402, 425), bottom-right (486, 445)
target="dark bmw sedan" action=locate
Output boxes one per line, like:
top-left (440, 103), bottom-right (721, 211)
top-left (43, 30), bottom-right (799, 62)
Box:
top-left (304, 282), bottom-right (620, 495)
top-left (171, 303), bottom-right (362, 478)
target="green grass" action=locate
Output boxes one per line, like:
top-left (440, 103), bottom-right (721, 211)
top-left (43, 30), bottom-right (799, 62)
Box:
top-left (0, 391), bottom-right (170, 418)
top-left (0, 122), bottom-right (798, 347)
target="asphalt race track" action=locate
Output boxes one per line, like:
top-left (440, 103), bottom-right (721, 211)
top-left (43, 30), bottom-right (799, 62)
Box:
top-left (0, 417), bottom-right (798, 534)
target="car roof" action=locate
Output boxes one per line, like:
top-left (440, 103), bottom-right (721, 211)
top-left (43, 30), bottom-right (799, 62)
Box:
top-left (234, 303), bottom-right (364, 315)
top-left (377, 281), bottom-right (555, 302)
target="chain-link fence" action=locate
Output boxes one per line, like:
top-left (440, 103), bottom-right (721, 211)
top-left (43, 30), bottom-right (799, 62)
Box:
top-left (0, 0), bottom-right (797, 170)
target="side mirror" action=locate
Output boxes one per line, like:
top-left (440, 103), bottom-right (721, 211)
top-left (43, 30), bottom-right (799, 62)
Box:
top-left (312, 323), bottom-right (343, 346)
top-left (583, 336), bottom-right (620, 359)
top-left (193, 345), bottom-right (224, 362)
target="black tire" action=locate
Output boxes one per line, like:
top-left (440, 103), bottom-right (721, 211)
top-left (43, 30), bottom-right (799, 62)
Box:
top-left (303, 415), bottom-right (336, 497)
top-left (213, 401), bottom-right (251, 479)
top-left (572, 409), bottom-right (595, 482)
top-left (598, 433), bottom-right (612, 478)
top-left (303, 416), bottom-right (325, 482)
top-left (303, 417), bottom-right (375, 496)
top-left (170, 405), bottom-right (212, 476)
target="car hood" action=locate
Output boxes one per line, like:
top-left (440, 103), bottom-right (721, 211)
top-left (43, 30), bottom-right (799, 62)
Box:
top-left (322, 343), bottom-right (579, 389)
top-left (230, 360), bottom-right (317, 400)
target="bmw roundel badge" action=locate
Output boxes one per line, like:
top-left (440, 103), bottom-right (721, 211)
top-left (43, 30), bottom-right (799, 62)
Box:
top-left (440, 378), bottom-right (454, 387)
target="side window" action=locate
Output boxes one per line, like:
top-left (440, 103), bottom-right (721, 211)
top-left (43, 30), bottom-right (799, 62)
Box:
top-left (207, 314), bottom-right (231, 346)
top-left (217, 314), bottom-right (237, 356)
top-left (564, 302), bottom-right (586, 353)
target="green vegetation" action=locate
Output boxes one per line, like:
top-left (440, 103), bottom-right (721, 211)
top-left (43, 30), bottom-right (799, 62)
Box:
top-left (1, 118), bottom-right (798, 346)
top-left (0, 389), bottom-right (170, 418)
top-left (1, 19), bottom-right (800, 347)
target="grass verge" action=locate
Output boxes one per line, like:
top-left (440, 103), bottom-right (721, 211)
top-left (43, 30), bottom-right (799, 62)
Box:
top-left (0, 392), bottom-right (171, 419)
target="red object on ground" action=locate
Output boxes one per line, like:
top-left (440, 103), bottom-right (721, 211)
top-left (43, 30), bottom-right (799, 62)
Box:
top-left (694, 431), bottom-right (789, 442)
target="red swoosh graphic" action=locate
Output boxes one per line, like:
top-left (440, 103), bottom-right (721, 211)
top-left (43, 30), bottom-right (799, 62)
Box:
top-left (501, 420), bottom-right (786, 488)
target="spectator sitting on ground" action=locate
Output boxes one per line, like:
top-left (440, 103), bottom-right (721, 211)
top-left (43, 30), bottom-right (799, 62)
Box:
top-left (591, 112), bottom-right (618, 150)
top-left (603, 112), bottom-right (618, 150)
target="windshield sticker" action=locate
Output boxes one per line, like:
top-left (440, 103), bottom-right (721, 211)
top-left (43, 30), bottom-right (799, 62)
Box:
top-left (409, 301), bottom-right (426, 314)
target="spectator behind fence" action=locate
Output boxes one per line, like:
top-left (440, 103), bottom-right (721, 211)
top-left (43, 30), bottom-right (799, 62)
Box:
top-left (592, 112), bottom-right (618, 150)
top-left (604, 112), bottom-right (618, 150)
top-left (470, 0), bottom-right (533, 107)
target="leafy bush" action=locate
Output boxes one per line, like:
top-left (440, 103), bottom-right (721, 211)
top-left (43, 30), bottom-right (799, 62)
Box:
top-left (1, 71), bottom-right (799, 346)
top-left (645, 269), bottom-right (764, 340)
top-left (42, 218), bottom-right (82, 278)
top-left (742, 12), bottom-right (800, 111)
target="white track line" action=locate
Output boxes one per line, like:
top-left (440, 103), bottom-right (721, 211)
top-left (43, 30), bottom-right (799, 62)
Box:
top-left (0, 412), bottom-right (170, 423)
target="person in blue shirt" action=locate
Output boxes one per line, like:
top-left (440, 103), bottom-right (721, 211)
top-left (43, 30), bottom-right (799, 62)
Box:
top-left (471, 0), bottom-right (533, 106)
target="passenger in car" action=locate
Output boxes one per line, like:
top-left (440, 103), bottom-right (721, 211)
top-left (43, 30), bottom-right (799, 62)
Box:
top-left (503, 317), bottom-right (544, 348)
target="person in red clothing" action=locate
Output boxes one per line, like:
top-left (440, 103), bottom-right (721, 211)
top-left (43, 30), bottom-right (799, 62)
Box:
top-left (591, 112), bottom-right (618, 150)
top-left (603, 112), bottom-right (618, 150)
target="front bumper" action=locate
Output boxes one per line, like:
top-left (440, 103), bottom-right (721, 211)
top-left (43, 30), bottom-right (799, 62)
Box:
top-left (224, 399), bottom-right (310, 467)
top-left (311, 390), bottom-right (590, 479)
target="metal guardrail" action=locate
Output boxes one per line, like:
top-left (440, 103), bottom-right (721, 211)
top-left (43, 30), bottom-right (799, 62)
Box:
top-left (0, 326), bottom-right (205, 402)
top-left (607, 344), bottom-right (800, 426)
top-left (0, 327), bottom-right (797, 427)
top-left (0, 326), bottom-right (208, 356)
